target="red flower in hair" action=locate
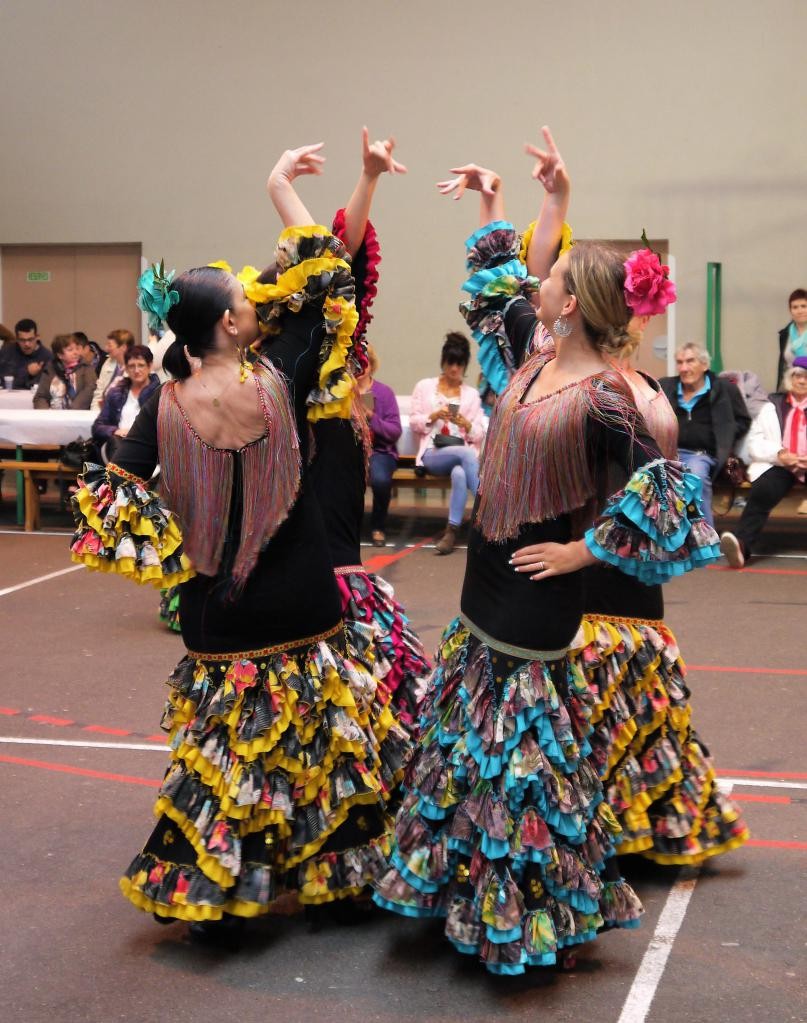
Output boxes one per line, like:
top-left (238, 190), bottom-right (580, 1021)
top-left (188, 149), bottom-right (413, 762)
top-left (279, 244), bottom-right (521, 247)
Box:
top-left (624, 246), bottom-right (677, 317)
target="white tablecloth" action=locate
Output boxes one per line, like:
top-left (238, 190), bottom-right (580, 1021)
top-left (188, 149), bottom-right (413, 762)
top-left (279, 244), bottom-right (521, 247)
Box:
top-left (0, 390), bottom-right (36, 411)
top-left (0, 409), bottom-right (95, 446)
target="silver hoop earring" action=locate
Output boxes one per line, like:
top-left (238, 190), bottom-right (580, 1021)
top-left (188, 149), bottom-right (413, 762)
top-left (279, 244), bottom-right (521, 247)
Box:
top-left (553, 315), bottom-right (572, 338)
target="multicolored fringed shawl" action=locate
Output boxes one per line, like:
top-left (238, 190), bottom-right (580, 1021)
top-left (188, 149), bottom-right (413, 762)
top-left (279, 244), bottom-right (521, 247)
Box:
top-left (157, 359), bottom-right (301, 586)
top-left (475, 352), bottom-right (641, 542)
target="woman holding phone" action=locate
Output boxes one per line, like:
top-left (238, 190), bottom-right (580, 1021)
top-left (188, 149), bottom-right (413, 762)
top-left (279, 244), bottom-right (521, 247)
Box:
top-left (409, 332), bottom-right (487, 554)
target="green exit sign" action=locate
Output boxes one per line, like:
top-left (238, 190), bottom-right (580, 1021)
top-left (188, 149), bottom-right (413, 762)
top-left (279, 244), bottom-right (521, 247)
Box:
top-left (27, 271), bottom-right (51, 283)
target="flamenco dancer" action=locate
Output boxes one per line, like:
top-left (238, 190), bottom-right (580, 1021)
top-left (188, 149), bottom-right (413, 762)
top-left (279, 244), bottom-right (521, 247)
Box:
top-left (70, 145), bottom-right (409, 942)
top-left (304, 128), bottom-right (431, 730)
top-left (456, 129), bottom-right (748, 865)
top-left (372, 151), bottom-right (730, 975)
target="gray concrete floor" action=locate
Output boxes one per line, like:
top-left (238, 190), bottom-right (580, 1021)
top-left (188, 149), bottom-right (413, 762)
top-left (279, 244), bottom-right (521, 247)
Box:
top-left (0, 495), bottom-right (805, 1023)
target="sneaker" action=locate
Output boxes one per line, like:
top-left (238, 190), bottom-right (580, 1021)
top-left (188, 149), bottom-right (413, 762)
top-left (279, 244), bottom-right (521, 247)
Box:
top-left (720, 532), bottom-right (745, 569)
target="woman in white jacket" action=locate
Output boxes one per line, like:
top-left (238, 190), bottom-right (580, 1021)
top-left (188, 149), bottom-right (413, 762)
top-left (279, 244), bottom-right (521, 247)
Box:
top-left (410, 332), bottom-right (487, 554)
top-left (721, 357), bottom-right (807, 566)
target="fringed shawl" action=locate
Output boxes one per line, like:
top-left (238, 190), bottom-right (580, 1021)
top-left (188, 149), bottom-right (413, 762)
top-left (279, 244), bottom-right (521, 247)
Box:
top-left (475, 352), bottom-right (640, 541)
top-left (157, 359), bottom-right (301, 586)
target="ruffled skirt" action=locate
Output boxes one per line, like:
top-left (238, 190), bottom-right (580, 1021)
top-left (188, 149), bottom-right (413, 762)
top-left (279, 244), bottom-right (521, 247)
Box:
top-left (568, 615), bottom-right (749, 865)
top-left (121, 622), bottom-right (410, 920)
top-left (335, 569), bottom-right (432, 729)
top-left (372, 618), bottom-right (642, 975)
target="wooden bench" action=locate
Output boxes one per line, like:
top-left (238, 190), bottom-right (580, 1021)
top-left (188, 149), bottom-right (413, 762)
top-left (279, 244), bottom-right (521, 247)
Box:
top-left (0, 459), bottom-right (74, 531)
top-left (712, 479), bottom-right (807, 523)
top-left (391, 455), bottom-right (450, 497)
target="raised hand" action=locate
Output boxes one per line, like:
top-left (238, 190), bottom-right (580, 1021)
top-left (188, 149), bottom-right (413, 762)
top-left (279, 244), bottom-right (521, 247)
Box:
top-left (267, 143), bottom-right (326, 190)
top-left (362, 126), bottom-right (408, 178)
top-left (524, 126), bottom-right (569, 196)
top-left (436, 164), bottom-right (501, 200)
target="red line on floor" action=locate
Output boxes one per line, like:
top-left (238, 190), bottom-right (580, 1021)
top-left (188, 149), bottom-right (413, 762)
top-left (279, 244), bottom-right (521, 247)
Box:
top-left (363, 534), bottom-right (440, 573)
top-left (687, 665), bottom-right (807, 676)
top-left (718, 769), bottom-right (807, 779)
top-left (746, 839), bottom-right (807, 850)
top-left (145, 734), bottom-right (167, 743)
top-left (0, 707), bottom-right (21, 716)
top-left (28, 714), bottom-right (75, 726)
top-left (82, 725), bottom-right (133, 736)
top-left (708, 565), bottom-right (807, 576)
top-left (0, 753), bottom-right (160, 787)
top-left (734, 793), bottom-right (792, 804)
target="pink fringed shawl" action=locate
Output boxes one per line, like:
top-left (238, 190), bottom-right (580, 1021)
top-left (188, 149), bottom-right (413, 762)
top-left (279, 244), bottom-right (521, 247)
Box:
top-left (475, 352), bottom-right (640, 542)
top-left (157, 359), bottom-right (301, 585)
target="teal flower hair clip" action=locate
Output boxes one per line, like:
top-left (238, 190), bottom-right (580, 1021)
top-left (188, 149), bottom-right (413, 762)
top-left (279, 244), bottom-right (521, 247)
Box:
top-left (137, 259), bottom-right (180, 330)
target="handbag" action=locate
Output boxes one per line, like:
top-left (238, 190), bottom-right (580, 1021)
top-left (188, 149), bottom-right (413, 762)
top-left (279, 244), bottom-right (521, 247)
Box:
top-left (60, 436), bottom-right (96, 469)
top-left (718, 454), bottom-right (749, 487)
top-left (432, 433), bottom-right (465, 448)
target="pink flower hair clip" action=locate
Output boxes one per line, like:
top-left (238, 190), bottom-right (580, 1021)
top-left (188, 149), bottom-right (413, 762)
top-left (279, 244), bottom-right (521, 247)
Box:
top-left (624, 231), bottom-right (677, 316)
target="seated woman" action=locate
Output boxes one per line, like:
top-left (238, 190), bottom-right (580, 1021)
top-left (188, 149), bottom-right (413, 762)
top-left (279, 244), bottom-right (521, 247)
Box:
top-left (356, 344), bottom-right (402, 547)
top-left (410, 332), bottom-right (487, 554)
top-left (91, 344), bottom-right (160, 463)
top-left (721, 356), bottom-right (807, 567)
top-left (33, 334), bottom-right (96, 409)
top-left (91, 328), bottom-right (135, 411)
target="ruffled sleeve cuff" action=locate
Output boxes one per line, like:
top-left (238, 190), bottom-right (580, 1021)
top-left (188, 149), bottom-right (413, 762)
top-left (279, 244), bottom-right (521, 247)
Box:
top-left (70, 463), bottom-right (195, 587)
top-left (584, 458), bottom-right (721, 584)
top-left (518, 218), bottom-right (574, 266)
top-left (238, 226), bottom-right (360, 422)
top-left (331, 208), bottom-right (380, 360)
top-left (460, 221), bottom-right (541, 398)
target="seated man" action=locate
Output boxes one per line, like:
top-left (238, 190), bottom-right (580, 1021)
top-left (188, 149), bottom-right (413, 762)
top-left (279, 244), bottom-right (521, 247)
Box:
top-left (660, 342), bottom-right (751, 526)
top-left (0, 318), bottom-right (53, 389)
top-left (721, 357), bottom-right (807, 567)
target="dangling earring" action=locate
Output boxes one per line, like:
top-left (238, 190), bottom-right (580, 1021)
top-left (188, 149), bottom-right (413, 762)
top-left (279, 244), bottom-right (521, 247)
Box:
top-left (553, 315), bottom-right (572, 338)
top-left (237, 344), bottom-right (252, 383)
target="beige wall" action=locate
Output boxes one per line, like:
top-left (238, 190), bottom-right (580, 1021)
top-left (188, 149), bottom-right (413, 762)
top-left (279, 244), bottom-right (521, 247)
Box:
top-left (1, 0), bottom-right (804, 393)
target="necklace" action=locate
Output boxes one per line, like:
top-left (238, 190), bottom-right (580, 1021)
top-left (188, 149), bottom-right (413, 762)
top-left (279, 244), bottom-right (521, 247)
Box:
top-left (196, 370), bottom-right (236, 407)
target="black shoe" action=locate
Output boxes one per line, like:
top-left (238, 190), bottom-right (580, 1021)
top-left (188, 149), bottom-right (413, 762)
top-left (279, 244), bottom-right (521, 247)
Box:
top-left (187, 914), bottom-right (246, 949)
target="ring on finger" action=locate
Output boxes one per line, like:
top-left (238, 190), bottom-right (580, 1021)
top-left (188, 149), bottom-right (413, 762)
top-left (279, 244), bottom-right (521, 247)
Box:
top-left (536, 561), bottom-right (545, 571)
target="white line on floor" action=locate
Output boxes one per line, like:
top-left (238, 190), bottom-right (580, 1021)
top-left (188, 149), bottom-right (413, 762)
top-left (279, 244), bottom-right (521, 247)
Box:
top-left (0, 737), bottom-right (165, 752)
top-left (0, 529), bottom-right (71, 536)
top-left (0, 564), bottom-right (84, 597)
top-left (616, 782), bottom-right (734, 1023)
top-left (717, 776), bottom-right (807, 791)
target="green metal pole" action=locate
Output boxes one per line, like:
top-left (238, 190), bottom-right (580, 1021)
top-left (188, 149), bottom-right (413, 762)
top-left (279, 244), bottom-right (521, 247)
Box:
top-left (706, 262), bottom-right (723, 373)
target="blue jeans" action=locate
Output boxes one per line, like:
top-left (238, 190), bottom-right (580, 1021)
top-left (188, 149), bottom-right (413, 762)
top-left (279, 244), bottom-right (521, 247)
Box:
top-left (422, 445), bottom-right (480, 526)
top-left (369, 451), bottom-right (398, 531)
top-left (678, 449), bottom-right (718, 526)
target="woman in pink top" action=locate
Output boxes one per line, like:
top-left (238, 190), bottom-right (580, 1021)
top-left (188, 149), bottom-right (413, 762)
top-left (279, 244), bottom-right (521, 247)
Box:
top-left (410, 332), bottom-right (487, 554)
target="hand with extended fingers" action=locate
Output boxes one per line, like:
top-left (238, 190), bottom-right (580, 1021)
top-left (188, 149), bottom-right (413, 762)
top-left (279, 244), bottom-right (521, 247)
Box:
top-left (509, 539), bottom-right (596, 581)
top-left (525, 125), bottom-right (569, 197)
top-left (362, 126), bottom-right (408, 179)
top-left (436, 163), bottom-right (502, 200)
top-left (268, 143), bottom-right (326, 190)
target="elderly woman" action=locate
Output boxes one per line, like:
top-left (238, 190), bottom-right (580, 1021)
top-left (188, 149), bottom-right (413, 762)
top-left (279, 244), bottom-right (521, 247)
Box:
top-left (721, 356), bottom-right (807, 566)
top-left (33, 334), bottom-right (96, 409)
top-left (659, 342), bottom-right (751, 526)
top-left (91, 344), bottom-right (161, 463)
top-left (410, 331), bottom-right (487, 554)
top-left (355, 344), bottom-right (402, 547)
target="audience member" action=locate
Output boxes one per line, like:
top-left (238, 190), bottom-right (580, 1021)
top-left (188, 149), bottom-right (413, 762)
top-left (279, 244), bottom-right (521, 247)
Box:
top-left (660, 341), bottom-right (751, 526)
top-left (356, 344), bottom-right (402, 547)
top-left (91, 328), bottom-right (134, 410)
top-left (777, 288), bottom-right (807, 389)
top-left (0, 319), bottom-right (54, 389)
top-left (33, 334), bottom-right (96, 409)
top-left (410, 331), bottom-right (486, 555)
top-left (72, 331), bottom-right (105, 373)
top-left (91, 345), bottom-right (160, 463)
top-left (720, 357), bottom-right (807, 567)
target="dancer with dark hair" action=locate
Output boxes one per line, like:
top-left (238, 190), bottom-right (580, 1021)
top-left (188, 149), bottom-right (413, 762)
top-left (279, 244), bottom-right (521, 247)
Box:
top-left (454, 129), bottom-right (748, 866)
top-left (295, 129), bottom-right (431, 730)
top-left (71, 144), bottom-right (409, 942)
